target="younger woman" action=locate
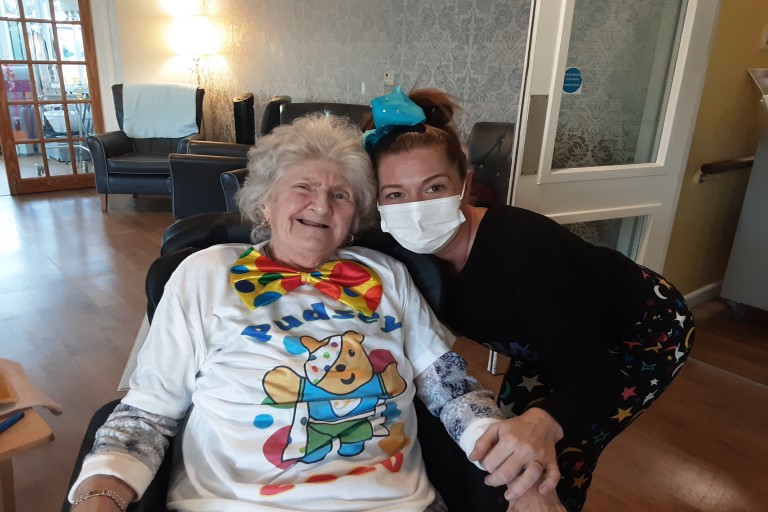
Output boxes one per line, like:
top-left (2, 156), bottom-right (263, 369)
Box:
top-left (363, 87), bottom-right (695, 512)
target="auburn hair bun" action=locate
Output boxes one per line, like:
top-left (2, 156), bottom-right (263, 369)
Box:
top-left (408, 88), bottom-right (460, 129)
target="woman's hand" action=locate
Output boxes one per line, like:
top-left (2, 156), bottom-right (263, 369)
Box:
top-left (71, 475), bottom-right (136, 511)
top-left (507, 484), bottom-right (568, 512)
top-left (470, 407), bottom-right (563, 504)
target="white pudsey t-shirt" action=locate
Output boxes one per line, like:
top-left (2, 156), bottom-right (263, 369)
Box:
top-left (101, 243), bottom-right (459, 512)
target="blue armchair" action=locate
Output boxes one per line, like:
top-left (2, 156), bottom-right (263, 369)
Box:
top-left (87, 84), bottom-right (205, 212)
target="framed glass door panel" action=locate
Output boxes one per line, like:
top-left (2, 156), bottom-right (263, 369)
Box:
top-left (57, 23), bottom-right (84, 61)
top-left (0, 3), bottom-right (20, 17)
top-left (54, 2), bottom-right (79, 21)
top-left (0, 20), bottom-right (25, 59)
top-left (551, 0), bottom-right (685, 171)
top-left (28, 21), bottom-right (57, 60)
top-left (0, 0), bottom-right (102, 195)
top-left (3, 63), bottom-right (33, 99)
top-left (32, 62), bottom-right (60, 96)
top-left (7, 102), bottom-right (39, 139)
top-left (511, 0), bottom-right (717, 270)
top-left (22, 0), bottom-right (51, 20)
top-left (61, 63), bottom-right (87, 91)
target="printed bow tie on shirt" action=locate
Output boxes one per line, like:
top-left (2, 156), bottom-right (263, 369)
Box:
top-left (230, 247), bottom-right (383, 316)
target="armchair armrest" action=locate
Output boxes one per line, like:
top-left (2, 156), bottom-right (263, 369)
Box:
top-left (221, 168), bottom-right (249, 212)
top-left (176, 131), bottom-right (205, 153)
top-left (86, 131), bottom-right (135, 193)
top-left (260, 95), bottom-right (292, 135)
top-left (169, 154), bottom-right (248, 219)
top-left (160, 212), bottom-right (252, 256)
top-left (87, 131), bottom-right (134, 159)
top-left (184, 140), bottom-right (252, 158)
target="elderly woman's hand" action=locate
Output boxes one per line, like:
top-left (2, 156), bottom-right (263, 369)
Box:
top-left (506, 483), bottom-right (568, 512)
top-left (470, 407), bottom-right (563, 504)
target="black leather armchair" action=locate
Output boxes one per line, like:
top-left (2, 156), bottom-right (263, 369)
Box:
top-left (168, 97), bottom-right (372, 218)
top-left (260, 97), bottom-right (371, 135)
top-left (168, 140), bottom-right (251, 219)
top-left (467, 122), bottom-right (515, 206)
top-left (87, 84), bottom-right (205, 212)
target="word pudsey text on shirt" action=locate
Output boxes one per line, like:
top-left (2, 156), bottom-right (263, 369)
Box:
top-left (241, 302), bottom-right (403, 343)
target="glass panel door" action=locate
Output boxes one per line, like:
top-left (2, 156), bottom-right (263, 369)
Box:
top-left (511, 0), bottom-right (718, 271)
top-left (551, 0), bottom-right (685, 170)
top-left (0, 0), bottom-right (102, 195)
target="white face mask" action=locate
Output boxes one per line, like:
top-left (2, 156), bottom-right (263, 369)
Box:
top-left (378, 184), bottom-right (466, 254)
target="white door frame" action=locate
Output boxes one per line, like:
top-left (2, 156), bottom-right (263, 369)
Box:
top-left (509, 0), bottom-right (719, 272)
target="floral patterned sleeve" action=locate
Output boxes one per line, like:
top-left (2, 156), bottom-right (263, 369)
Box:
top-left (414, 351), bottom-right (504, 445)
top-left (90, 402), bottom-right (180, 473)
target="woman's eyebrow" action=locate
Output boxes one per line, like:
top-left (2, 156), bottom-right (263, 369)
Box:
top-left (380, 173), bottom-right (453, 192)
top-left (379, 183), bottom-right (404, 192)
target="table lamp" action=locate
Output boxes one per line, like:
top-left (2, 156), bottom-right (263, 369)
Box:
top-left (170, 15), bottom-right (218, 86)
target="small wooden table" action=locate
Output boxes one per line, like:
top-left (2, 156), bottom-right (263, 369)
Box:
top-left (0, 410), bottom-right (54, 512)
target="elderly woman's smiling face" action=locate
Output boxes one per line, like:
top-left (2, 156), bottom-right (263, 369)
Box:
top-left (262, 158), bottom-right (357, 271)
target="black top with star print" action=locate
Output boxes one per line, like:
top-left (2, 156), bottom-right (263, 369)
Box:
top-left (442, 203), bottom-right (647, 435)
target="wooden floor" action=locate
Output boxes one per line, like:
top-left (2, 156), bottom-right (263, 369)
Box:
top-left (1, 189), bottom-right (766, 512)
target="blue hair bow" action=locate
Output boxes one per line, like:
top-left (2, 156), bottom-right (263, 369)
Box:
top-left (363, 85), bottom-right (426, 154)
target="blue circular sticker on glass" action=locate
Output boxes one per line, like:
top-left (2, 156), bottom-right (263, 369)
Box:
top-left (563, 67), bottom-right (582, 94)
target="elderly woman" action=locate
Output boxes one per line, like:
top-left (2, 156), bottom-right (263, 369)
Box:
top-left (67, 115), bottom-right (527, 512)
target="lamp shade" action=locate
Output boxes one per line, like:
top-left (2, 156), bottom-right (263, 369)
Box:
top-left (170, 15), bottom-right (216, 55)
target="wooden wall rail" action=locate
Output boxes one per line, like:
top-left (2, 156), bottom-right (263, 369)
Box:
top-left (696, 156), bottom-right (755, 183)
top-left (700, 156), bottom-right (755, 175)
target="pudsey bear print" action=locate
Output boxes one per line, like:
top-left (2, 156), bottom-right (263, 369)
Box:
top-left (263, 330), bottom-right (407, 464)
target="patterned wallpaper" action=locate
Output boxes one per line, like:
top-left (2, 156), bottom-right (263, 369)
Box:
top-left (564, 219), bottom-right (622, 252)
top-left (197, 0), bottom-right (650, 254)
top-left (203, 0), bottom-right (531, 142)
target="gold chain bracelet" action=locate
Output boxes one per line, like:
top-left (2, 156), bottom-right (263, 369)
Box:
top-left (71, 488), bottom-right (127, 511)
